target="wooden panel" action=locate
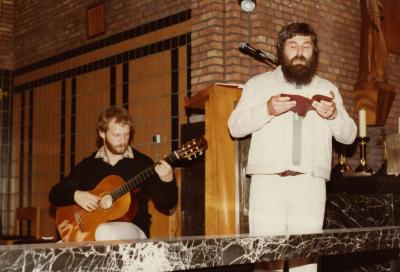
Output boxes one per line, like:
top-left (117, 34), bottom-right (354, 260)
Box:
top-left (116, 64), bottom-right (123, 105)
top-left (22, 93), bottom-right (30, 208)
top-left (130, 51), bottom-right (174, 238)
top-left (75, 69), bottom-right (109, 162)
top-left (11, 20), bottom-right (190, 239)
top-left (64, 79), bottom-right (72, 175)
top-left (186, 85), bottom-right (243, 235)
top-left (381, 0), bottom-right (400, 54)
top-left (32, 83), bottom-right (61, 237)
top-left (178, 46), bottom-right (188, 128)
top-left (10, 94), bottom-right (21, 229)
top-left (165, 46), bottom-right (189, 237)
top-left (130, 50), bottom-right (171, 150)
top-left (86, 2), bottom-right (105, 39)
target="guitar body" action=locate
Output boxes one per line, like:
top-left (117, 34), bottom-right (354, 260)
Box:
top-left (55, 175), bottom-right (132, 242)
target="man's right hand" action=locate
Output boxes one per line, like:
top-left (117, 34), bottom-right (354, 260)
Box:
top-left (74, 190), bottom-right (100, 212)
top-left (267, 94), bottom-right (296, 116)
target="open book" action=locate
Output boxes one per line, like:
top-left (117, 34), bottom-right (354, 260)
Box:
top-left (281, 93), bottom-right (333, 117)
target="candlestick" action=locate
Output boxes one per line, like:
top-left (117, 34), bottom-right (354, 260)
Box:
top-left (398, 117), bottom-right (400, 134)
top-left (359, 109), bottom-right (366, 137)
top-left (354, 137), bottom-right (373, 175)
top-left (331, 144), bottom-right (352, 178)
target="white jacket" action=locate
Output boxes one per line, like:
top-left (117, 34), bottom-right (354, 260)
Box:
top-left (228, 66), bottom-right (357, 180)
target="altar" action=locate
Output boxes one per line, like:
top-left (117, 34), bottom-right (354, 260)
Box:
top-left (1, 226), bottom-right (400, 271)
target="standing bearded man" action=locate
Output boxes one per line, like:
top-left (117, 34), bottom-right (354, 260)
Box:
top-left (228, 23), bottom-right (357, 272)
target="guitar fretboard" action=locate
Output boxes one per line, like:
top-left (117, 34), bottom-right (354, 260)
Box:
top-left (110, 152), bottom-right (177, 201)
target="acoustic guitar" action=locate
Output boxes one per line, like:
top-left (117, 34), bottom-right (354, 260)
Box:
top-left (55, 136), bottom-right (207, 242)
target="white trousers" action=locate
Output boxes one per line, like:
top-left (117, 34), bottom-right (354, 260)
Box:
top-left (249, 174), bottom-right (326, 272)
top-left (95, 222), bottom-right (147, 241)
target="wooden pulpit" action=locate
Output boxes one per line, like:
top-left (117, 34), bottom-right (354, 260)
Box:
top-left (185, 84), bottom-right (242, 235)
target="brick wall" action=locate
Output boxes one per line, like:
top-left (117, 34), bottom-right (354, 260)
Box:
top-left (13, 0), bottom-right (191, 68)
top-left (0, 0), bottom-right (13, 70)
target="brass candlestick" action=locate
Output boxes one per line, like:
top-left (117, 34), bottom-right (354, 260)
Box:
top-left (338, 154), bottom-right (352, 173)
top-left (354, 137), bottom-right (374, 175)
top-left (331, 147), bottom-right (352, 178)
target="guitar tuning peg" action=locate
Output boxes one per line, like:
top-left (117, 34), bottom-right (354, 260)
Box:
top-left (199, 151), bottom-right (203, 156)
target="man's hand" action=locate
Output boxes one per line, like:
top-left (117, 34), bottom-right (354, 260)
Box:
top-left (74, 190), bottom-right (100, 212)
top-left (312, 100), bottom-right (337, 120)
top-left (267, 94), bottom-right (296, 116)
top-left (155, 160), bottom-right (174, 182)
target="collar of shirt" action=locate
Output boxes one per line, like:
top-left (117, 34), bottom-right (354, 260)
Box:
top-left (94, 146), bottom-right (134, 164)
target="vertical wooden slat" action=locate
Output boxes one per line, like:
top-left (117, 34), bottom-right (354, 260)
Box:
top-left (22, 92), bottom-right (29, 208)
top-left (122, 62), bottom-right (129, 109)
top-left (110, 66), bottom-right (117, 106)
top-left (32, 83), bottom-right (61, 237)
top-left (28, 90), bottom-right (33, 207)
top-left (75, 70), bottom-right (109, 161)
top-left (71, 78), bottom-right (77, 167)
top-left (10, 94), bottom-right (21, 234)
top-left (178, 46), bottom-right (188, 136)
top-left (60, 81), bottom-right (66, 180)
top-left (170, 48), bottom-right (179, 152)
top-left (64, 79), bottom-right (72, 176)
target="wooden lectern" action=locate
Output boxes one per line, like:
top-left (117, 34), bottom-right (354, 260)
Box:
top-left (185, 84), bottom-right (242, 235)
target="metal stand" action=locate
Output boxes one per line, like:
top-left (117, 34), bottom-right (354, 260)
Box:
top-left (354, 137), bottom-right (374, 175)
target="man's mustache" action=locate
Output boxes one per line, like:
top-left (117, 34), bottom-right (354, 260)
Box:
top-left (290, 56), bottom-right (307, 64)
top-left (116, 144), bottom-right (127, 148)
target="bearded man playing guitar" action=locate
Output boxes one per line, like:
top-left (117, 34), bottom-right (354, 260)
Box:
top-left (49, 106), bottom-right (177, 242)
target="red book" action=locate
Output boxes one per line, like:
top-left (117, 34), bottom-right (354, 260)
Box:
top-left (281, 93), bottom-right (333, 117)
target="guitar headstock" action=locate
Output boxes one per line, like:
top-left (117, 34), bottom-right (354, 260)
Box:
top-left (176, 136), bottom-right (208, 161)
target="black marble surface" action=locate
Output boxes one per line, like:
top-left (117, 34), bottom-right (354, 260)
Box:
top-left (328, 175), bottom-right (400, 194)
top-left (323, 175), bottom-right (400, 271)
top-left (325, 175), bottom-right (400, 228)
top-left (1, 227), bottom-right (400, 271)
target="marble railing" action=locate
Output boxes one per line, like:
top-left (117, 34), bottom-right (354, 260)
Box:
top-left (1, 226), bottom-right (400, 271)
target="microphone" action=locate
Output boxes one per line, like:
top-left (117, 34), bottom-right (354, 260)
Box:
top-left (239, 42), bottom-right (279, 67)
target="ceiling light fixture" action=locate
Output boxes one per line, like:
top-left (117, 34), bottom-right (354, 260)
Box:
top-left (238, 0), bottom-right (256, 13)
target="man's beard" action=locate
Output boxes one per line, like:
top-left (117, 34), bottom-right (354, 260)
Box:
top-left (281, 54), bottom-right (318, 86)
top-left (105, 138), bottom-right (128, 155)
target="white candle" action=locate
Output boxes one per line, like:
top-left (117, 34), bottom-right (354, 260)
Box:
top-left (398, 117), bottom-right (400, 134)
top-left (359, 109), bottom-right (366, 137)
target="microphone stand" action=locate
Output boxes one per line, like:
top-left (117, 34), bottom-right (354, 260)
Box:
top-left (238, 43), bottom-right (279, 68)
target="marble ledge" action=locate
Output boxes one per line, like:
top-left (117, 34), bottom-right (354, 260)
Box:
top-left (1, 226), bottom-right (400, 271)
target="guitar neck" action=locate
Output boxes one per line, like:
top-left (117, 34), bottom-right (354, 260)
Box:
top-left (110, 152), bottom-right (177, 201)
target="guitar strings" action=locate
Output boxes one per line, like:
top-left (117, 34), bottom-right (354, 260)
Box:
top-left (109, 153), bottom-right (176, 201)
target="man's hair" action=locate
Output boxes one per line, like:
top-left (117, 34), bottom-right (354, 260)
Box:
top-left (276, 22), bottom-right (319, 63)
top-left (97, 106), bottom-right (133, 132)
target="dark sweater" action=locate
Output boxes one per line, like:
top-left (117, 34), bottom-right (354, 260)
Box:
top-left (49, 149), bottom-right (178, 237)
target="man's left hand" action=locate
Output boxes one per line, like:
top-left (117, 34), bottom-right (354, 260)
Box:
top-left (313, 100), bottom-right (337, 120)
top-left (155, 160), bottom-right (174, 182)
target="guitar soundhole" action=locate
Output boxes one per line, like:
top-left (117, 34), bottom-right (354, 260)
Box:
top-left (99, 194), bottom-right (113, 210)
